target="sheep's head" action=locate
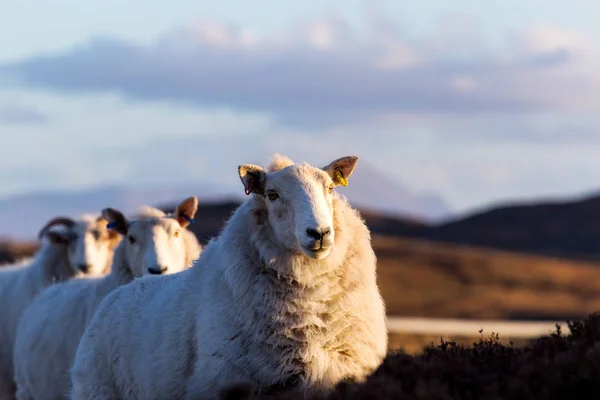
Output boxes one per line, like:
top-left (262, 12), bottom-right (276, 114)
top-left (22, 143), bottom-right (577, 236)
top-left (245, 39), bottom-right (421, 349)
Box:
top-left (38, 215), bottom-right (121, 276)
top-left (239, 154), bottom-right (358, 260)
top-left (101, 196), bottom-right (199, 277)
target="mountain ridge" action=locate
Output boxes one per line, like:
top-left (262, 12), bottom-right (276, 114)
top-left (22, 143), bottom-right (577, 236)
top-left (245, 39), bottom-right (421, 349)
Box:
top-left (0, 162), bottom-right (451, 239)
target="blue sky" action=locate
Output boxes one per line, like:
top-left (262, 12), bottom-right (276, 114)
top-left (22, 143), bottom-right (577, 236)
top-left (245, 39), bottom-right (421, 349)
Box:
top-left (1, 0), bottom-right (600, 213)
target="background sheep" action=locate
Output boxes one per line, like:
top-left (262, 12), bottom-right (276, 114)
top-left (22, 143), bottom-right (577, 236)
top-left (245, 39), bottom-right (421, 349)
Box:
top-left (12, 197), bottom-right (201, 400)
top-left (0, 215), bottom-right (120, 399)
top-left (70, 154), bottom-right (388, 400)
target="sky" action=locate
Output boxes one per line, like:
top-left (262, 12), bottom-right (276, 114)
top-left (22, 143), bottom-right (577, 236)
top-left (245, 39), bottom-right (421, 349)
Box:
top-left (1, 0), bottom-right (600, 214)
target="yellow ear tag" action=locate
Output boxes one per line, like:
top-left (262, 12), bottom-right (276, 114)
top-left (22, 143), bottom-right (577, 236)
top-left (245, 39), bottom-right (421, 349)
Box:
top-left (335, 170), bottom-right (348, 186)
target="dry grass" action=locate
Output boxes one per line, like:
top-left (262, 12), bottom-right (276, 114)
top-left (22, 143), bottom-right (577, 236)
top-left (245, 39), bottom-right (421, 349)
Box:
top-left (374, 235), bottom-right (600, 320)
top-left (387, 332), bottom-right (532, 355)
top-left (3, 232), bottom-right (600, 354)
top-left (7, 234), bottom-right (599, 321)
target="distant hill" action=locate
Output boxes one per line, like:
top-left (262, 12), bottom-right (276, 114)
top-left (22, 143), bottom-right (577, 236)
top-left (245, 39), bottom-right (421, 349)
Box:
top-left (7, 181), bottom-right (600, 264)
top-left (173, 193), bottom-right (600, 263)
top-left (160, 200), bottom-right (427, 245)
top-left (333, 160), bottom-right (451, 221)
top-left (0, 161), bottom-right (451, 240)
top-left (412, 193), bottom-right (600, 262)
top-left (0, 184), bottom-right (239, 240)
top-left (5, 153), bottom-right (600, 263)
top-left (0, 200), bottom-right (427, 265)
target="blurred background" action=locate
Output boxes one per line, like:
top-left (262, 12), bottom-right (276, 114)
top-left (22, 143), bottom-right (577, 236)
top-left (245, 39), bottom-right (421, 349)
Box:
top-left (2, 0), bottom-right (600, 353)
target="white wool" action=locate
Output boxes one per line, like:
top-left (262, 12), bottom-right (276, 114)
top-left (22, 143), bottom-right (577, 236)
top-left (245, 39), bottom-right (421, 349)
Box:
top-left (0, 215), bottom-right (118, 399)
top-left (70, 157), bottom-right (387, 400)
top-left (12, 206), bottom-right (201, 400)
top-left (136, 205), bottom-right (167, 219)
top-left (267, 153), bottom-right (294, 172)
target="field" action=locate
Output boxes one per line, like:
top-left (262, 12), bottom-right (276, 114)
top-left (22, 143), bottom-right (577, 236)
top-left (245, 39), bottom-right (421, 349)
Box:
top-left (3, 201), bottom-right (600, 398)
top-left (4, 203), bottom-right (600, 355)
top-left (376, 235), bottom-right (600, 353)
top-left (374, 235), bottom-right (600, 321)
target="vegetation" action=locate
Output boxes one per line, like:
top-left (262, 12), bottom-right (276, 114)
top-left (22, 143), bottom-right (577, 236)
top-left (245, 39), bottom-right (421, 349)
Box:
top-left (222, 313), bottom-right (600, 399)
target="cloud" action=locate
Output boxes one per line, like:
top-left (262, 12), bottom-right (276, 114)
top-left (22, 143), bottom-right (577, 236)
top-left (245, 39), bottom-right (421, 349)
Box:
top-left (364, 112), bottom-right (600, 145)
top-left (514, 24), bottom-right (596, 58)
top-left (3, 11), bottom-right (599, 129)
top-left (3, 8), bottom-right (600, 214)
top-left (3, 91), bottom-right (600, 213)
top-left (0, 105), bottom-right (47, 124)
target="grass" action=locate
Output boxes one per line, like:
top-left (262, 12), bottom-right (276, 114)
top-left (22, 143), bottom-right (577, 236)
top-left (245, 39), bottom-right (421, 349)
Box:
top-left (387, 331), bottom-right (531, 355)
top-left (374, 235), bottom-right (600, 320)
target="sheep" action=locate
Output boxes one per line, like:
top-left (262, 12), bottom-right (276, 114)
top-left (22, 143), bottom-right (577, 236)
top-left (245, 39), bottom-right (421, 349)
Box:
top-left (12, 196), bottom-right (201, 400)
top-left (0, 214), bottom-right (120, 400)
top-left (70, 154), bottom-right (388, 400)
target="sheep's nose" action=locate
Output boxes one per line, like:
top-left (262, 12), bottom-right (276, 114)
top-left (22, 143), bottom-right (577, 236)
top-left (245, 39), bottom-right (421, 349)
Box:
top-left (78, 263), bottom-right (91, 273)
top-left (306, 227), bottom-right (331, 241)
top-left (148, 266), bottom-right (168, 275)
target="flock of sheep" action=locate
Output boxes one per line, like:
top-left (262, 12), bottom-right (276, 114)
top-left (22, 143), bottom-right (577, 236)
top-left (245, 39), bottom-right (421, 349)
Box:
top-left (0, 154), bottom-right (389, 400)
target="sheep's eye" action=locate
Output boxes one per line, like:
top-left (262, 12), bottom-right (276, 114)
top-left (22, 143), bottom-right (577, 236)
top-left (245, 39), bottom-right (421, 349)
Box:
top-left (267, 192), bottom-right (279, 201)
top-left (174, 231), bottom-right (180, 238)
top-left (128, 235), bottom-right (136, 244)
top-left (91, 230), bottom-right (100, 240)
top-left (328, 185), bottom-right (334, 194)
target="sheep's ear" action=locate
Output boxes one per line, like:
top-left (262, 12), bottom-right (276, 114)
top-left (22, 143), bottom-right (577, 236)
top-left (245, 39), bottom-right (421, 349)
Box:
top-left (323, 156), bottom-right (359, 187)
top-left (174, 196), bottom-right (198, 228)
top-left (238, 164), bottom-right (266, 196)
top-left (101, 208), bottom-right (128, 236)
top-left (45, 231), bottom-right (69, 244)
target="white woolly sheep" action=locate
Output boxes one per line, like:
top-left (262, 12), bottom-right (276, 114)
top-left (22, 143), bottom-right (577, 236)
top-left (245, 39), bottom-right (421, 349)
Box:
top-left (12, 197), bottom-right (201, 400)
top-left (0, 215), bottom-right (120, 399)
top-left (70, 154), bottom-right (388, 400)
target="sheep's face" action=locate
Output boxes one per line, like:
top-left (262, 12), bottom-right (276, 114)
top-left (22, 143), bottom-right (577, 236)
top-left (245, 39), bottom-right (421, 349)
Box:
top-left (102, 196), bottom-right (199, 277)
top-left (66, 218), bottom-right (121, 276)
top-left (123, 218), bottom-right (189, 276)
top-left (38, 215), bottom-right (121, 276)
top-left (239, 155), bottom-right (358, 260)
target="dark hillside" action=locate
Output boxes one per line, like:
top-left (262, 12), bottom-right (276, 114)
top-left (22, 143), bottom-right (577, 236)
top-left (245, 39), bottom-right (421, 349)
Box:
top-left (160, 201), bottom-right (427, 245)
top-left (419, 194), bottom-right (600, 261)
